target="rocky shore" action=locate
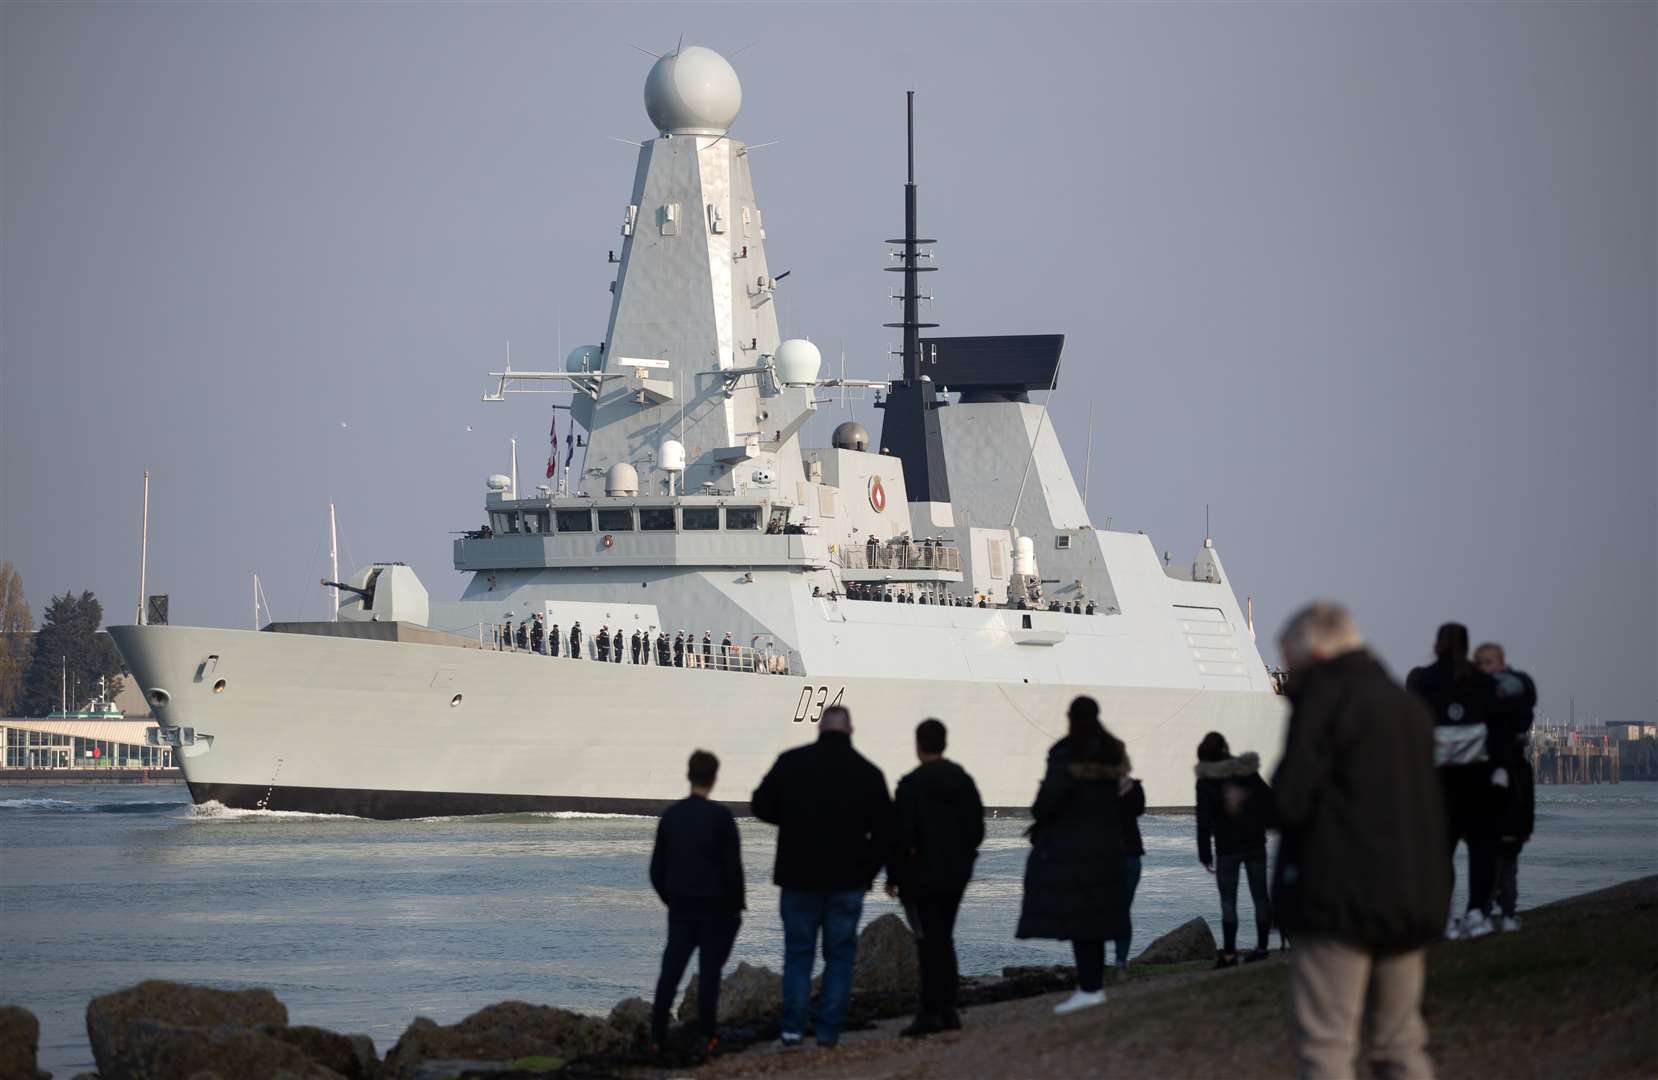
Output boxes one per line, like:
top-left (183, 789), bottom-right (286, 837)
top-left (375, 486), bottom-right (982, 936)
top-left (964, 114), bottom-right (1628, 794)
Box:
top-left (1, 879), bottom-right (1650, 1080)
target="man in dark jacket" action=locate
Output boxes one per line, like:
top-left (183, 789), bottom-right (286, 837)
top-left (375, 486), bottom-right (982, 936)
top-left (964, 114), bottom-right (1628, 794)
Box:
top-left (649, 750), bottom-right (745, 1058)
top-left (751, 706), bottom-right (894, 1048)
top-left (1195, 734), bottom-right (1276, 964)
top-left (885, 719), bottom-right (984, 1037)
top-left (1407, 621), bottom-right (1503, 939)
top-left (1476, 641), bottom-right (1537, 931)
top-left (1274, 602), bottom-right (1449, 1080)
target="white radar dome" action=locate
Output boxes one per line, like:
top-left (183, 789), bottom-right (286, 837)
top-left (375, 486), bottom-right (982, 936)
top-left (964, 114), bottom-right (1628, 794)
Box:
top-left (604, 462), bottom-right (640, 497)
top-left (486, 474), bottom-right (511, 492)
top-left (565, 344), bottom-right (603, 374)
top-left (658, 439), bottom-right (686, 472)
top-left (644, 46), bottom-right (742, 136)
top-left (775, 339), bottom-right (823, 386)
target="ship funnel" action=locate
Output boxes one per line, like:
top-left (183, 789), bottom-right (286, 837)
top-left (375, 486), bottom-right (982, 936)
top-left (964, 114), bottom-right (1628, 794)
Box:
top-left (605, 462), bottom-right (640, 496)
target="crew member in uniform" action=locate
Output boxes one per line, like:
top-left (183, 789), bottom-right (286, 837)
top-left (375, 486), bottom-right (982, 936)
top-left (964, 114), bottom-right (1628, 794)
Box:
top-left (549, 623), bottom-right (561, 657)
top-left (516, 620), bottom-right (529, 650)
top-left (570, 621), bottom-right (583, 659)
top-left (632, 630), bottom-right (643, 665)
top-left (612, 627), bottom-right (625, 663)
top-left (702, 631), bottom-right (714, 668)
top-left (674, 632), bottom-right (686, 668)
top-left (597, 625), bottom-right (611, 662)
top-left (658, 631), bottom-right (672, 666)
top-left (530, 615), bottom-right (544, 654)
top-left (720, 632), bottom-right (734, 671)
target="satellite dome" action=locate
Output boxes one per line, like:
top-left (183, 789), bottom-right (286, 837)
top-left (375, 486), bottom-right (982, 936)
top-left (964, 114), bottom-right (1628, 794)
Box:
top-left (486, 474), bottom-right (511, 492)
top-left (831, 421), bottom-right (870, 452)
top-left (775, 339), bottom-right (822, 386)
top-left (604, 462), bottom-right (639, 497)
top-left (565, 344), bottom-right (603, 373)
top-left (644, 46), bottom-right (742, 135)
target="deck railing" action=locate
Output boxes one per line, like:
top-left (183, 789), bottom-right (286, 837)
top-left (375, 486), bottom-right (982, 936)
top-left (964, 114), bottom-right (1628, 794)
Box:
top-left (833, 542), bottom-right (961, 573)
top-left (486, 624), bottom-right (797, 675)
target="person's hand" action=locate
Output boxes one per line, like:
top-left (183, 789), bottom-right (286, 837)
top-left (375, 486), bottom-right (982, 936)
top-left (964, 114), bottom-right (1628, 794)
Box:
top-left (1491, 768), bottom-right (1509, 789)
top-left (1201, 860), bottom-right (1214, 875)
top-left (884, 882), bottom-right (899, 899)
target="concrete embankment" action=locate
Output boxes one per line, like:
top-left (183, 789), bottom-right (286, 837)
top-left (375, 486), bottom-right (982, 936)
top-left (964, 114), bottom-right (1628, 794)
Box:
top-left (2, 877), bottom-right (1651, 1079)
top-left (0, 769), bottom-right (183, 785)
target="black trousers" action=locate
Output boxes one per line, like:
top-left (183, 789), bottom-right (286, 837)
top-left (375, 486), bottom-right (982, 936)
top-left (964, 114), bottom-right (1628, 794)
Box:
top-left (1071, 939), bottom-right (1105, 993)
top-left (652, 908), bottom-right (741, 1042)
top-left (1446, 787), bottom-right (1498, 913)
top-left (1216, 849), bottom-right (1272, 952)
top-left (903, 886), bottom-right (965, 1017)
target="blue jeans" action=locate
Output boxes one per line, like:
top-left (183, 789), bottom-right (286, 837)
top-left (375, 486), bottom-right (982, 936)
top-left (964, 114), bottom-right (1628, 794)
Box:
top-left (1114, 855), bottom-right (1143, 966)
top-left (779, 888), bottom-right (864, 1044)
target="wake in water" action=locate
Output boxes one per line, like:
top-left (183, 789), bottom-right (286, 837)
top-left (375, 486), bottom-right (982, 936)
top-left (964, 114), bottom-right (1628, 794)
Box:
top-left (0, 797), bottom-right (185, 814)
top-left (185, 800), bottom-right (366, 823)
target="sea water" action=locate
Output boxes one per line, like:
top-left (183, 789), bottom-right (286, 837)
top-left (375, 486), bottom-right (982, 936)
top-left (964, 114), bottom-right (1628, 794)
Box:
top-left (2, 783), bottom-right (1653, 1077)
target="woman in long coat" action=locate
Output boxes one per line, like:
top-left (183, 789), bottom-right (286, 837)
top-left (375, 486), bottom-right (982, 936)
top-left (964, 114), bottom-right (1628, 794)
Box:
top-left (1016, 695), bottom-right (1133, 1014)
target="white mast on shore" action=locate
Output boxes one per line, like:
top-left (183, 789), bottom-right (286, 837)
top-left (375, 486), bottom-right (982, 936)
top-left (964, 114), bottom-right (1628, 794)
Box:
top-left (329, 504), bottom-right (339, 623)
top-left (136, 470), bottom-right (150, 625)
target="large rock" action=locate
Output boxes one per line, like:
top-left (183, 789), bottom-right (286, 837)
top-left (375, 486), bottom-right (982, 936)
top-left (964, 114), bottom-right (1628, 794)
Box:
top-left (259, 1024), bottom-right (381, 1079)
top-left (851, 913), bottom-right (918, 995)
top-left (677, 962), bottom-right (782, 1025)
top-left (383, 1002), bottom-right (624, 1077)
top-left (605, 997), bottom-right (650, 1048)
top-left (1133, 916), bottom-right (1217, 965)
top-left (86, 981), bottom-right (289, 1077)
top-left (104, 1020), bottom-right (340, 1080)
top-left (0, 1005), bottom-right (48, 1080)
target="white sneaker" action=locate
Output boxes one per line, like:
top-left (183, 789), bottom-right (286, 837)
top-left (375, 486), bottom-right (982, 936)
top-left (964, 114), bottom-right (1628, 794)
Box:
top-left (1053, 989), bottom-right (1107, 1015)
top-left (1501, 915), bottom-right (1522, 933)
top-left (1444, 915), bottom-right (1464, 940)
top-left (1463, 910), bottom-right (1495, 939)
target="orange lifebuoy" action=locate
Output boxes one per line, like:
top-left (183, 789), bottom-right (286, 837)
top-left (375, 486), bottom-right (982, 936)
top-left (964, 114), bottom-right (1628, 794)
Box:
top-left (602, 534), bottom-right (614, 549)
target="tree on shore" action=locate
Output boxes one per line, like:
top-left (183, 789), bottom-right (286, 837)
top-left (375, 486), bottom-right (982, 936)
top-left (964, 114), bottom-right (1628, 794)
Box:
top-left (0, 562), bottom-right (32, 714)
top-left (17, 591), bottom-right (123, 716)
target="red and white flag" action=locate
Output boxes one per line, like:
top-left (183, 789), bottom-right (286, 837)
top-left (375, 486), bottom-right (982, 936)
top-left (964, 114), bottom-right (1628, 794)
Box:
top-left (546, 412), bottom-right (558, 479)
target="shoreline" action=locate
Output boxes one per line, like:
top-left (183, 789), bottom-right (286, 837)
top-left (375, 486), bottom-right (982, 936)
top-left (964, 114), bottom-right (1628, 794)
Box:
top-left (0, 769), bottom-right (183, 785)
top-left (5, 874), bottom-right (1652, 1079)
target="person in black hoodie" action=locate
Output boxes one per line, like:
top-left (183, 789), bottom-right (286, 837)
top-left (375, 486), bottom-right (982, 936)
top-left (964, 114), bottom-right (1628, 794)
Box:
top-left (751, 706), bottom-right (893, 1048)
top-left (1273, 601), bottom-right (1448, 1079)
top-left (1195, 732), bottom-right (1276, 965)
top-left (648, 750), bottom-right (745, 1058)
top-left (885, 719), bottom-right (985, 1038)
top-left (1476, 641), bottom-right (1538, 932)
top-left (1406, 622), bottom-right (1502, 939)
top-left (1114, 771), bottom-right (1147, 973)
top-left (1015, 696), bottom-right (1132, 1015)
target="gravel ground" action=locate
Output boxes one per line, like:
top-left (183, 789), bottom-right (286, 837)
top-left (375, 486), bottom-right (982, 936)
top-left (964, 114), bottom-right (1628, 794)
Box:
top-left (691, 876), bottom-right (1658, 1079)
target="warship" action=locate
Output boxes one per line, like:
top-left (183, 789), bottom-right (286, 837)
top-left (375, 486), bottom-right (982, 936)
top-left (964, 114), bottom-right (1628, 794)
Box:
top-left (112, 46), bottom-right (1285, 818)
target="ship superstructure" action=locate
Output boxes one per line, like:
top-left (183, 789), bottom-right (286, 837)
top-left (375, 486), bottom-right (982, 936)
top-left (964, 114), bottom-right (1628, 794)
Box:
top-left (112, 46), bottom-right (1284, 818)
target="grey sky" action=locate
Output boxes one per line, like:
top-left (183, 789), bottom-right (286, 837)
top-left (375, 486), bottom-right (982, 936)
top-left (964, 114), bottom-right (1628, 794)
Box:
top-left (3, 2), bottom-right (1653, 725)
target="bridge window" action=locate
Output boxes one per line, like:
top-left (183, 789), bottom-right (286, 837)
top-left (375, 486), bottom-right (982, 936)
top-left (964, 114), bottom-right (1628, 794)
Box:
top-left (597, 508), bottom-right (635, 531)
top-left (682, 507), bottom-right (719, 530)
top-left (725, 506), bottom-right (761, 531)
top-left (639, 507), bottom-right (676, 531)
top-left (555, 509), bottom-right (593, 532)
top-left (522, 511), bottom-right (550, 534)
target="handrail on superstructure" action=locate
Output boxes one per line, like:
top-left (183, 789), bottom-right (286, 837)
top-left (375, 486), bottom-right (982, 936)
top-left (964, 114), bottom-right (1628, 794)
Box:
top-left (833, 541), bottom-right (961, 574)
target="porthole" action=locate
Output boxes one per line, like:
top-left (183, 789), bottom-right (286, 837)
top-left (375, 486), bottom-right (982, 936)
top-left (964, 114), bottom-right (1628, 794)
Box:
top-left (450, 693), bottom-right (464, 708)
top-left (212, 679), bottom-right (227, 694)
top-left (147, 688), bottom-right (171, 707)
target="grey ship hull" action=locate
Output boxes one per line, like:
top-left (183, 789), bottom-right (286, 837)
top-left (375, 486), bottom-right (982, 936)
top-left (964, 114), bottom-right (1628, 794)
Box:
top-left (112, 618), bottom-right (1285, 818)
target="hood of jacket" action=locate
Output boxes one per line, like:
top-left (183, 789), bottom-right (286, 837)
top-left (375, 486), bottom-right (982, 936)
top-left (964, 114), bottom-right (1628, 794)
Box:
top-left (1194, 752), bottom-right (1261, 780)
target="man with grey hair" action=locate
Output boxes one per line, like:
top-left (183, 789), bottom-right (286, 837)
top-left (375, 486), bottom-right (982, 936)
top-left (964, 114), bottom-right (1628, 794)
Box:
top-left (752, 705), bottom-right (894, 1049)
top-left (1271, 601), bottom-right (1449, 1079)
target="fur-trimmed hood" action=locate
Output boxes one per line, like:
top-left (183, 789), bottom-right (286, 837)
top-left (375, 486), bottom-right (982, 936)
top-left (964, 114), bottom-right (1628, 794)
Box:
top-left (1194, 752), bottom-right (1261, 780)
